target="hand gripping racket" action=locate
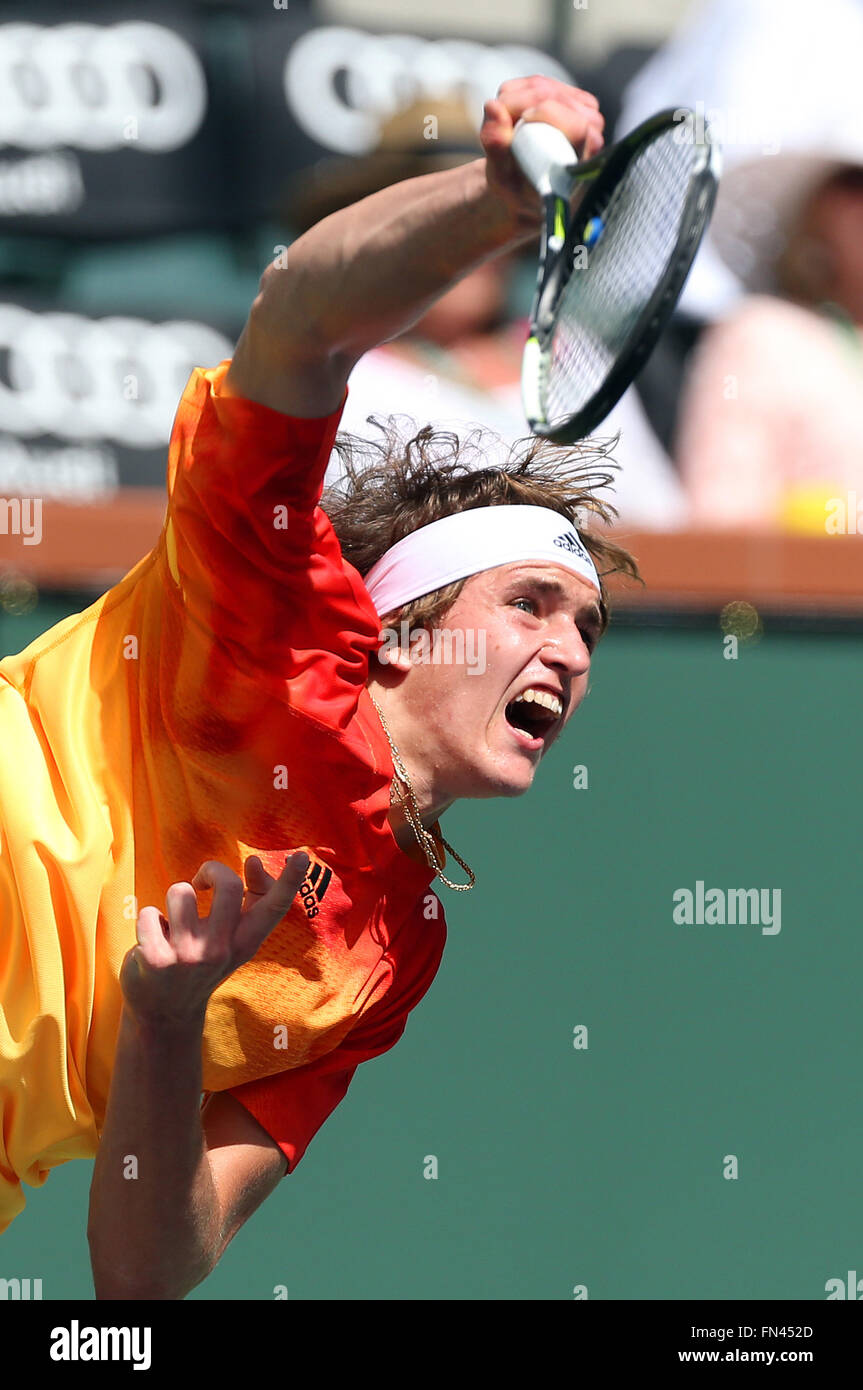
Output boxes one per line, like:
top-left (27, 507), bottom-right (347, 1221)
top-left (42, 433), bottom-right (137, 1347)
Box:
top-left (511, 107), bottom-right (721, 442)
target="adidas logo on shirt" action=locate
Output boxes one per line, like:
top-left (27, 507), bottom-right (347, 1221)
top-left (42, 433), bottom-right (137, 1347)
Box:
top-left (298, 857), bottom-right (332, 920)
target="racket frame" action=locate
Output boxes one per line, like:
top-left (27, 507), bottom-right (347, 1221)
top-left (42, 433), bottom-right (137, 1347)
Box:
top-left (520, 107), bottom-right (720, 443)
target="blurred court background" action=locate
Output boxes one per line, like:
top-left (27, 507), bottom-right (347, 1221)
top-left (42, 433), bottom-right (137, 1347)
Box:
top-left (1, 0), bottom-right (862, 1299)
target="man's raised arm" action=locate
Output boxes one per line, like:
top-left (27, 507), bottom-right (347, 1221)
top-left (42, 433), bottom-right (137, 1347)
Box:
top-left (223, 77), bottom-right (603, 418)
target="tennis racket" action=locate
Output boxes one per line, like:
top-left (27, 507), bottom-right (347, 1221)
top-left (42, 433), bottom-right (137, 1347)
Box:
top-left (511, 107), bottom-right (721, 442)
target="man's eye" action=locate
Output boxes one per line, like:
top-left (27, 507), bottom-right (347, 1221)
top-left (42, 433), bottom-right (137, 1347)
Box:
top-left (512, 598), bottom-right (537, 615)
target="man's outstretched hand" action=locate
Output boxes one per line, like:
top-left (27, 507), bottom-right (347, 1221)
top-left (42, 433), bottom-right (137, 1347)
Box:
top-left (480, 74), bottom-right (605, 227)
top-left (119, 853), bottom-right (309, 1025)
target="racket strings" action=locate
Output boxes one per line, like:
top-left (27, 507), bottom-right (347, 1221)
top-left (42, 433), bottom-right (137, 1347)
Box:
top-left (543, 128), bottom-right (703, 425)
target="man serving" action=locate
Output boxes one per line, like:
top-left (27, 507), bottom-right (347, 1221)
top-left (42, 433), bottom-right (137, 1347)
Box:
top-left (0, 76), bottom-right (637, 1298)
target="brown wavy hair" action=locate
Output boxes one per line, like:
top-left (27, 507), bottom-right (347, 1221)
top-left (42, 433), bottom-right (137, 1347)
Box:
top-left (321, 417), bottom-right (642, 657)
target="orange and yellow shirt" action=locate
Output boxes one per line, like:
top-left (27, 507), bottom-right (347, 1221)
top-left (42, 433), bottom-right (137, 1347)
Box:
top-left (0, 361), bottom-right (447, 1232)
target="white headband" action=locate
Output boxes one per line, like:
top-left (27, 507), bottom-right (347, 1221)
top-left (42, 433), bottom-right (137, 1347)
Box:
top-left (362, 505), bottom-right (601, 618)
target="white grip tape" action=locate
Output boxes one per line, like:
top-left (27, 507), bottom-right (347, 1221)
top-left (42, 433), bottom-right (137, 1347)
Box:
top-left (521, 335), bottom-right (545, 427)
top-left (510, 120), bottom-right (578, 198)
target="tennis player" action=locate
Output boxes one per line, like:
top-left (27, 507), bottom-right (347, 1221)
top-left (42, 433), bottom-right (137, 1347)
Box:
top-left (0, 76), bottom-right (638, 1297)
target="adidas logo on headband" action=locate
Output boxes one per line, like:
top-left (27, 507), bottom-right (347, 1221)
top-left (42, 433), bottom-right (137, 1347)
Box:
top-left (553, 531), bottom-right (590, 561)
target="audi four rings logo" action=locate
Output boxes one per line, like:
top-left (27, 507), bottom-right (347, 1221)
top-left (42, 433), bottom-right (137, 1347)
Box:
top-left (0, 307), bottom-right (233, 448)
top-left (0, 22), bottom-right (207, 152)
top-left (284, 27), bottom-right (572, 155)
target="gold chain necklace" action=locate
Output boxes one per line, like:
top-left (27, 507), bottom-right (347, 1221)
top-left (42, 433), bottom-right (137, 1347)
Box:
top-left (368, 690), bottom-right (475, 892)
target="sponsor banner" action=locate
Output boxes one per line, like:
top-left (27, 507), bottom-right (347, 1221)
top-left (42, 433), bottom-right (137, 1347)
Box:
top-left (0, 298), bottom-right (236, 496)
top-left (0, 10), bottom-right (226, 236)
top-left (243, 18), bottom-right (574, 217)
top-left (0, 9), bottom-right (574, 235)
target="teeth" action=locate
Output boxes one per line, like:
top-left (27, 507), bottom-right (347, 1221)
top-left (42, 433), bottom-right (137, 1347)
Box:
top-left (513, 688), bottom-right (563, 717)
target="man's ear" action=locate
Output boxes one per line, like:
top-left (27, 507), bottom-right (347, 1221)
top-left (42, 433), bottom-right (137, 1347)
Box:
top-left (376, 643), bottom-right (414, 673)
top-left (376, 617), bottom-right (414, 674)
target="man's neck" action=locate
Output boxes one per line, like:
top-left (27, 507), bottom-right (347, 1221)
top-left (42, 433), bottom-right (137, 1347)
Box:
top-left (387, 796), bottom-right (434, 853)
top-left (387, 767), bottom-right (455, 850)
top-left (367, 677), bottom-right (453, 846)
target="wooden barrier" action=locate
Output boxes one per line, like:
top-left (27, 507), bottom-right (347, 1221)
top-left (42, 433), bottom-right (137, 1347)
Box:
top-left (2, 494), bottom-right (863, 613)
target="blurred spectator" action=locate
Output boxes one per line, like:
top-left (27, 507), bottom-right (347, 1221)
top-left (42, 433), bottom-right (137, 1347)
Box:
top-left (612, 0), bottom-right (863, 466)
top-left (285, 96), bottom-right (690, 528)
top-left (616, 0), bottom-right (863, 314)
top-left (675, 137), bottom-right (863, 530)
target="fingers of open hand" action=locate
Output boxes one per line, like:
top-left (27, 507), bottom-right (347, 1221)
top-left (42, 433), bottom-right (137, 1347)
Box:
top-left (162, 879), bottom-right (203, 942)
top-left (233, 855), bottom-right (308, 965)
top-left (133, 905), bottom-right (175, 967)
top-left (243, 854), bottom-right (276, 898)
top-left (189, 861), bottom-right (244, 941)
top-left (129, 856), bottom-right (306, 1005)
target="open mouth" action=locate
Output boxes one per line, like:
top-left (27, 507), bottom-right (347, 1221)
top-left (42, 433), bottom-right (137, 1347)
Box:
top-left (504, 691), bottom-right (562, 750)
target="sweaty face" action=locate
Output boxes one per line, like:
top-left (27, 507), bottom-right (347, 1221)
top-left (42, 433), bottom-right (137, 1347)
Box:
top-left (398, 560), bottom-right (603, 803)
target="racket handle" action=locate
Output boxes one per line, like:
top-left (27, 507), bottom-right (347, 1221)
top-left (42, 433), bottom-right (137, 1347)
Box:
top-left (510, 120), bottom-right (578, 198)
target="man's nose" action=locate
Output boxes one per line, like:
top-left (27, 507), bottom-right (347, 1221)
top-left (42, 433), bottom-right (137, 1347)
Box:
top-left (541, 618), bottom-right (592, 677)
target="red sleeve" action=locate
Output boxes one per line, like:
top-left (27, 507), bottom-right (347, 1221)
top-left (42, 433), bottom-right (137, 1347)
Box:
top-left (162, 360), bottom-right (382, 730)
top-left (227, 894), bottom-right (447, 1173)
top-left (226, 1008), bottom-right (404, 1175)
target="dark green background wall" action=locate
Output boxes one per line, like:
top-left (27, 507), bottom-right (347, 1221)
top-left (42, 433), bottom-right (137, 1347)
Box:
top-left (2, 600), bottom-right (861, 1299)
